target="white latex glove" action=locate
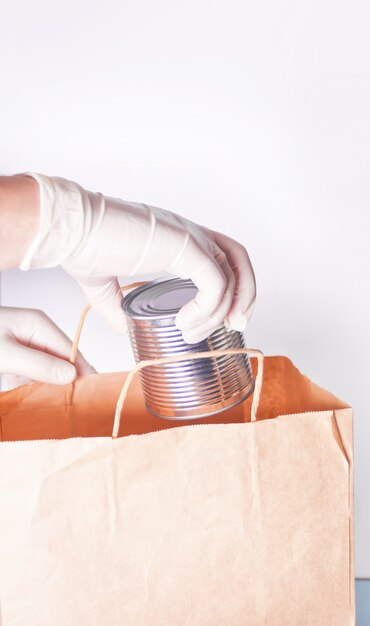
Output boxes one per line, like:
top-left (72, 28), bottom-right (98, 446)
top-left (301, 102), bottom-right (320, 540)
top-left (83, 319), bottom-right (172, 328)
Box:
top-left (0, 307), bottom-right (96, 389)
top-left (20, 173), bottom-right (256, 344)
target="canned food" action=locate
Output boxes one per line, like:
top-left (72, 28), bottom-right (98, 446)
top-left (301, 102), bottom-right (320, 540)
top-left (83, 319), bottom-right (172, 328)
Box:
top-left (123, 277), bottom-right (254, 419)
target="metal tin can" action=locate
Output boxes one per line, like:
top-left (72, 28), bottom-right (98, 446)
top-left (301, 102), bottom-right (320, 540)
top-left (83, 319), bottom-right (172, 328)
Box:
top-left (122, 277), bottom-right (254, 419)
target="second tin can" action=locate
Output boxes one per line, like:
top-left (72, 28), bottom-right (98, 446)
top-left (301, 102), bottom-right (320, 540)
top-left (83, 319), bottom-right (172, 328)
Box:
top-left (123, 277), bottom-right (255, 419)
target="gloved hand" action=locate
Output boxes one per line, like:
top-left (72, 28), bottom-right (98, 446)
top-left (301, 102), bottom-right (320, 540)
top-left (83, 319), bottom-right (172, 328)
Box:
top-left (0, 307), bottom-right (95, 388)
top-left (19, 173), bottom-right (256, 344)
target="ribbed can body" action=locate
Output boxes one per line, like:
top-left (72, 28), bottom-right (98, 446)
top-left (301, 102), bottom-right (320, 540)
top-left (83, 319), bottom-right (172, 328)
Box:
top-left (123, 278), bottom-right (254, 420)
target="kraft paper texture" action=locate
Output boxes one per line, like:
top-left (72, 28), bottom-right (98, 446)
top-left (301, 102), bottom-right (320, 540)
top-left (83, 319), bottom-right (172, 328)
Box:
top-left (0, 356), bottom-right (354, 626)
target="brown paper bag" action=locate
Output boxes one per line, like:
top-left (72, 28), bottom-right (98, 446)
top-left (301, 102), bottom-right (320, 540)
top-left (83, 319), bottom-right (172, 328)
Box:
top-left (0, 305), bottom-right (354, 625)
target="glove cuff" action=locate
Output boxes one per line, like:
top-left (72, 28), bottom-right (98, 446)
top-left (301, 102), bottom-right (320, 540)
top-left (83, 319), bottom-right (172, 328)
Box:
top-left (19, 173), bottom-right (87, 270)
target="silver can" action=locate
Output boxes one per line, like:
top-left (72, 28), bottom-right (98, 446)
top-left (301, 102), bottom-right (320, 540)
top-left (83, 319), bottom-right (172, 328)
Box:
top-left (122, 277), bottom-right (255, 419)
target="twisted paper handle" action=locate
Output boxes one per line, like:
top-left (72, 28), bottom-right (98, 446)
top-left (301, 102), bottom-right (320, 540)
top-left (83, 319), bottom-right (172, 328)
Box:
top-left (69, 283), bottom-right (264, 439)
top-left (111, 348), bottom-right (263, 438)
top-left (69, 281), bottom-right (146, 365)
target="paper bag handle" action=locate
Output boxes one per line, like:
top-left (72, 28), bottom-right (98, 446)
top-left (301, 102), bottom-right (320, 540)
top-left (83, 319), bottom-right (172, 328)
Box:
top-left (69, 281), bottom-right (147, 365)
top-left (69, 283), bottom-right (264, 438)
top-left (111, 348), bottom-right (264, 438)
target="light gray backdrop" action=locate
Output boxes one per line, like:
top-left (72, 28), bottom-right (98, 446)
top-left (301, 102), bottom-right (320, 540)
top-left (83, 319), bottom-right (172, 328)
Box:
top-left (1, 0), bottom-right (369, 577)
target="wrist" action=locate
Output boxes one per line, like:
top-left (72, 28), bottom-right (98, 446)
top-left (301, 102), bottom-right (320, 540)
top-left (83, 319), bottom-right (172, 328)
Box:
top-left (0, 175), bottom-right (40, 270)
top-left (19, 173), bottom-right (90, 270)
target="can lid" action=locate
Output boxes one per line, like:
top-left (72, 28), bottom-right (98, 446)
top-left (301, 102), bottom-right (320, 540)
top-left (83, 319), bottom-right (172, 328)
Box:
top-left (122, 277), bottom-right (197, 320)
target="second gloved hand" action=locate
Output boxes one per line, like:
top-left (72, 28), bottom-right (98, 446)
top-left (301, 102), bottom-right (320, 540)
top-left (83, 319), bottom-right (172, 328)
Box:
top-left (0, 307), bottom-right (96, 389)
top-left (19, 173), bottom-right (256, 344)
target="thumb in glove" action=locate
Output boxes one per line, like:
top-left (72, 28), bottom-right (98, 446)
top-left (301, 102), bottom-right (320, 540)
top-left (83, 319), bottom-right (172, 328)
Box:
top-left (0, 307), bottom-right (96, 389)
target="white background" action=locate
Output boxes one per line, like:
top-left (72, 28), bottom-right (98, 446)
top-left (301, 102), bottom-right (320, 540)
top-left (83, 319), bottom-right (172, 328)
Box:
top-left (1, 0), bottom-right (369, 576)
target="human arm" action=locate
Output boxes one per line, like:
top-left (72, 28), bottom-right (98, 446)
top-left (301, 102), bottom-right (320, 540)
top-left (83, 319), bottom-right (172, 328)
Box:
top-left (0, 176), bottom-right (95, 385)
top-left (17, 172), bottom-right (257, 343)
top-left (0, 174), bottom-right (40, 270)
